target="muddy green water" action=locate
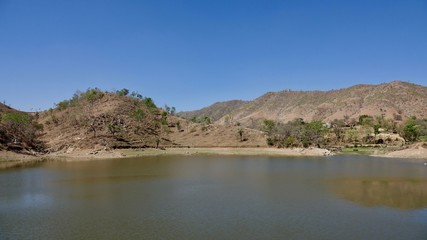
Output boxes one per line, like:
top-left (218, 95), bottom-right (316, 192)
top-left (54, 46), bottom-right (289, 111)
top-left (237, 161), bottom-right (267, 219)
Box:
top-left (1, 155), bottom-right (427, 239)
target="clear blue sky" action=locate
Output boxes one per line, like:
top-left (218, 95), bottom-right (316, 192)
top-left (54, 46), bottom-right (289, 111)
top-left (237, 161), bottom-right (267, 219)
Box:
top-left (1, 0), bottom-right (426, 112)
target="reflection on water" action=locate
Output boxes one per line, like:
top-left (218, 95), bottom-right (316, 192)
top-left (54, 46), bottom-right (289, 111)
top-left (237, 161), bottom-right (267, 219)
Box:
top-left (1, 155), bottom-right (427, 240)
top-left (57, 174), bottom-right (159, 184)
top-left (333, 178), bottom-right (427, 209)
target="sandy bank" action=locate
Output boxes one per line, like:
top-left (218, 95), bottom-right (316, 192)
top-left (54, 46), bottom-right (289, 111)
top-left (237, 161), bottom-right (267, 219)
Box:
top-left (44, 147), bottom-right (333, 162)
top-left (0, 151), bottom-right (48, 169)
top-left (374, 143), bottom-right (427, 159)
top-left (0, 147), bottom-right (334, 169)
top-left (123, 147), bottom-right (334, 158)
top-left (1, 147), bottom-right (333, 168)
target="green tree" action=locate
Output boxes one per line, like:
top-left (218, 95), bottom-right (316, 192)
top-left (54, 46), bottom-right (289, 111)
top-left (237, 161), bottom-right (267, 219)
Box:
top-left (0, 112), bottom-right (41, 149)
top-left (56, 100), bottom-right (70, 110)
top-left (130, 91), bottom-right (143, 99)
top-left (359, 115), bottom-right (373, 126)
top-left (164, 104), bottom-right (171, 113)
top-left (262, 120), bottom-right (276, 135)
top-left (143, 97), bottom-right (157, 109)
top-left (83, 88), bottom-right (104, 104)
top-left (117, 88), bottom-right (129, 96)
top-left (373, 124), bottom-right (380, 135)
top-left (346, 128), bottom-right (359, 145)
top-left (331, 119), bottom-right (346, 144)
top-left (203, 116), bottom-right (211, 125)
top-left (403, 117), bottom-right (419, 142)
top-left (303, 120), bottom-right (327, 147)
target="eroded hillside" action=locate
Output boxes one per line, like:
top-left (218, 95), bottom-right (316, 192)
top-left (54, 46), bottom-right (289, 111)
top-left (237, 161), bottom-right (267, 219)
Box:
top-left (38, 89), bottom-right (266, 153)
top-left (180, 81), bottom-right (427, 125)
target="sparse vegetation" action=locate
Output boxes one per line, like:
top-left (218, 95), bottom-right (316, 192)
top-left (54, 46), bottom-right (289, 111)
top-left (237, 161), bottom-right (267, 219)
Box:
top-left (143, 97), bottom-right (157, 109)
top-left (107, 122), bottom-right (121, 137)
top-left (0, 112), bottom-right (44, 151)
top-left (262, 118), bottom-right (329, 148)
top-left (403, 117), bottom-right (420, 142)
top-left (1, 81), bottom-right (427, 159)
top-left (191, 116), bottom-right (212, 125)
top-left (262, 120), bottom-right (276, 135)
top-left (161, 111), bottom-right (168, 126)
top-left (82, 88), bottom-right (105, 104)
top-left (238, 128), bottom-right (244, 142)
top-left (164, 105), bottom-right (176, 116)
top-left (116, 88), bottom-right (129, 96)
top-left (180, 81), bottom-right (427, 134)
top-left (133, 109), bottom-right (145, 121)
top-left (29, 88), bottom-right (179, 150)
top-left (259, 112), bottom-right (421, 149)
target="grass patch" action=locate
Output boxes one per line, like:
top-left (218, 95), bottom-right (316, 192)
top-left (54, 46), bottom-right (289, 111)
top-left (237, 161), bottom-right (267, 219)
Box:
top-left (419, 136), bottom-right (427, 142)
top-left (340, 147), bottom-right (377, 155)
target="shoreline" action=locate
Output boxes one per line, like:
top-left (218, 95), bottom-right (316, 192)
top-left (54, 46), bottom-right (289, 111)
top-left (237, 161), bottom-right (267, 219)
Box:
top-left (0, 147), bottom-right (333, 169)
top-left (123, 147), bottom-right (334, 157)
top-left (1, 145), bottom-right (426, 170)
top-left (43, 147), bottom-right (334, 162)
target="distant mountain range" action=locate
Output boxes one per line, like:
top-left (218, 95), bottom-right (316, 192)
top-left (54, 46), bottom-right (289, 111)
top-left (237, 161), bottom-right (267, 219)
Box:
top-left (179, 81), bottom-right (427, 124)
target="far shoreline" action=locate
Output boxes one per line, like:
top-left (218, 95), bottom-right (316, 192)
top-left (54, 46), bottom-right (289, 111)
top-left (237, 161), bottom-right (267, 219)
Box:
top-left (0, 147), bottom-right (332, 169)
top-left (45, 147), bottom-right (334, 161)
top-left (1, 145), bottom-right (426, 170)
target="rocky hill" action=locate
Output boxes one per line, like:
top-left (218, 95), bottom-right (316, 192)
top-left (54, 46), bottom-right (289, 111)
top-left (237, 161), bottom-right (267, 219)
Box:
top-left (37, 89), bottom-right (266, 153)
top-left (178, 100), bottom-right (248, 122)
top-left (38, 89), bottom-right (169, 153)
top-left (179, 81), bottom-right (427, 125)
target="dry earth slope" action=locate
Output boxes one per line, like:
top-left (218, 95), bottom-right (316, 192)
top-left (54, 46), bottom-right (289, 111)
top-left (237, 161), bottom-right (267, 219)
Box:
top-left (38, 90), bottom-right (267, 153)
top-left (179, 81), bottom-right (427, 125)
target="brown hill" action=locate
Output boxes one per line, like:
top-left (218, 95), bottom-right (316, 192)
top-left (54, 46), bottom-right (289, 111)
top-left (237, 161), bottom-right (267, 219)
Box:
top-left (0, 103), bottom-right (19, 115)
top-left (38, 89), bottom-right (174, 152)
top-left (180, 81), bottom-right (427, 125)
top-left (167, 120), bottom-right (267, 147)
top-left (178, 100), bottom-right (248, 122)
top-left (38, 89), bottom-right (266, 153)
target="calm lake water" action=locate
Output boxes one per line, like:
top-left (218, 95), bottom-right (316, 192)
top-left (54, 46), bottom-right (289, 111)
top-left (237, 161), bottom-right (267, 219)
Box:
top-left (1, 155), bottom-right (427, 239)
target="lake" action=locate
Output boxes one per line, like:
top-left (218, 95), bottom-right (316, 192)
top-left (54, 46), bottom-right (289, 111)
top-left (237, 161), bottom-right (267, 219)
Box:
top-left (1, 155), bottom-right (426, 239)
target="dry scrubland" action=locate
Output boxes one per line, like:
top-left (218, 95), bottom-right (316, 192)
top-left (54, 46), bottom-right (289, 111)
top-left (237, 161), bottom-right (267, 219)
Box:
top-left (1, 81), bottom-right (427, 169)
top-left (180, 81), bottom-right (427, 125)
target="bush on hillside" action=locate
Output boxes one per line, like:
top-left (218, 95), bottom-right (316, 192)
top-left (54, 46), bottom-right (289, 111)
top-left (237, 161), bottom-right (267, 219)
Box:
top-left (116, 88), bottom-right (129, 96)
top-left (81, 88), bottom-right (105, 103)
top-left (143, 97), bottom-right (157, 109)
top-left (0, 112), bottom-right (44, 151)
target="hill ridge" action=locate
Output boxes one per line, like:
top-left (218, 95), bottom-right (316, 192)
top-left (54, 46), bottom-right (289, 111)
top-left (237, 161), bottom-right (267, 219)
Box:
top-left (178, 81), bottom-right (427, 125)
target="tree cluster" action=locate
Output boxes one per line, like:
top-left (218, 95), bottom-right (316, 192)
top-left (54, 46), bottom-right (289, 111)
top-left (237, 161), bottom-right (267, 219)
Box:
top-left (263, 119), bottom-right (328, 148)
top-left (0, 112), bottom-right (44, 151)
top-left (262, 114), bottom-right (427, 148)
